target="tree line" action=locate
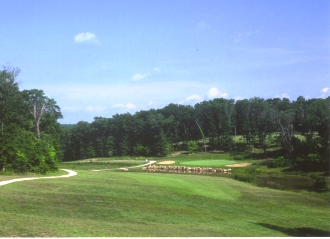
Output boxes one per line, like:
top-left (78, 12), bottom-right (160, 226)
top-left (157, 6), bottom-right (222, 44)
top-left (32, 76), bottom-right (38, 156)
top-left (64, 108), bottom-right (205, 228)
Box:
top-left (1, 67), bottom-right (329, 173)
top-left (0, 67), bottom-right (63, 173)
top-left (63, 95), bottom-right (330, 170)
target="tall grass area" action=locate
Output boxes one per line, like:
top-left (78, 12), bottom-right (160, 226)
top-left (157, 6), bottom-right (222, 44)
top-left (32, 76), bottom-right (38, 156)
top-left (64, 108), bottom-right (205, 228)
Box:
top-left (0, 169), bottom-right (329, 237)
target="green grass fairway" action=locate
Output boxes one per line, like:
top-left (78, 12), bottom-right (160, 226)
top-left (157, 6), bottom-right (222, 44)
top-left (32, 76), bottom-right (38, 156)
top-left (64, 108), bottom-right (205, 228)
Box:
top-left (0, 170), bottom-right (329, 237)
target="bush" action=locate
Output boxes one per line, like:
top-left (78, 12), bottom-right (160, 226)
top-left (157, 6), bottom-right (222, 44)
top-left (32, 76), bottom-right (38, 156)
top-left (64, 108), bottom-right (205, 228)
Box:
top-left (269, 156), bottom-right (292, 168)
top-left (187, 141), bottom-right (199, 154)
top-left (9, 150), bottom-right (31, 173)
top-left (134, 145), bottom-right (149, 156)
top-left (31, 140), bottom-right (59, 174)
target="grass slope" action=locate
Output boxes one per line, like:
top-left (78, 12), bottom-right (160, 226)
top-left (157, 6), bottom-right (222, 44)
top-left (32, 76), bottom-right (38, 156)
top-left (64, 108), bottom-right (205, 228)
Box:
top-left (0, 169), bottom-right (329, 237)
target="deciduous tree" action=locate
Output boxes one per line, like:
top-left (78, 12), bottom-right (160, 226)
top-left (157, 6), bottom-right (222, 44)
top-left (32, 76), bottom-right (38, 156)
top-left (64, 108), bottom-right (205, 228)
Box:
top-left (22, 89), bottom-right (62, 139)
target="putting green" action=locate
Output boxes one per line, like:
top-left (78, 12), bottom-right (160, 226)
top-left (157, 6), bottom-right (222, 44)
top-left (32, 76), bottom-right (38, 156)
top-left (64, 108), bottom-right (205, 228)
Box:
top-left (179, 159), bottom-right (244, 167)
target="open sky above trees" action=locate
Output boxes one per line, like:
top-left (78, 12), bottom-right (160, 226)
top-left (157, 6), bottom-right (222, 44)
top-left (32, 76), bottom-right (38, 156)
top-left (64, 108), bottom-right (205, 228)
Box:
top-left (0, 0), bottom-right (329, 124)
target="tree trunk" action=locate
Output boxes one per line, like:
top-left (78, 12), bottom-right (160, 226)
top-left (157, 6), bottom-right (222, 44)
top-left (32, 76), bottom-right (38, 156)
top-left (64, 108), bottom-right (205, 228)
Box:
top-left (36, 120), bottom-right (40, 138)
top-left (31, 103), bottom-right (45, 139)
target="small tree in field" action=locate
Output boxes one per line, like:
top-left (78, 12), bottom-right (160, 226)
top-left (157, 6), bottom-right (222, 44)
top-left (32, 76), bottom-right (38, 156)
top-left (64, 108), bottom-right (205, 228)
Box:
top-left (187, 140), bottom-right (198, 154)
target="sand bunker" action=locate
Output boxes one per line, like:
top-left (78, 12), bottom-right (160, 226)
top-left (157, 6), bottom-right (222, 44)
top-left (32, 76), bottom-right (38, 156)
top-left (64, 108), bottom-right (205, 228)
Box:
top-left (225, 163), bottom-right (252, 167)
top-left (157, 161), bottom-right (175, 165)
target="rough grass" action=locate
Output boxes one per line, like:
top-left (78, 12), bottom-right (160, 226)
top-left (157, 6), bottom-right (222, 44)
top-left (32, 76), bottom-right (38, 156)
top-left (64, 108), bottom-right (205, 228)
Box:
top-left (1, 151), bottom-right (328, 236)
top-left (0, 169), bottom-right (329, 237)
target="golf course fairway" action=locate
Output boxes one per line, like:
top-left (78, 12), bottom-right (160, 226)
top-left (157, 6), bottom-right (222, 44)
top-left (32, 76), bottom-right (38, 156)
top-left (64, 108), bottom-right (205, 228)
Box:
top-left (0, 170), bottom-right (329, 237)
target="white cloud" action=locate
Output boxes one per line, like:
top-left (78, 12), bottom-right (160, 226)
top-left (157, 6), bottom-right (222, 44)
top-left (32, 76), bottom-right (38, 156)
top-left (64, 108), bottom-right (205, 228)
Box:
top-left (113, 103), bottom-right (136, 110)
top-left (132, 67), bottom-right (161, 81)
top-left (74, 32), bottom-right (99, 44)
top-left (207, 87), bottom-right (228, 99)
top-left (132, 73), bottom-right (150, 81)
top-left (186, 94), bottom-right (203, 102)
top-left (85, 106), bottom-right (106, 112)
top-left (321, 87), bottom-right (329, 98)
top-left (275, 93), bottom-right (290, 99)
top-left (321, 87), bottom-right (329, 93)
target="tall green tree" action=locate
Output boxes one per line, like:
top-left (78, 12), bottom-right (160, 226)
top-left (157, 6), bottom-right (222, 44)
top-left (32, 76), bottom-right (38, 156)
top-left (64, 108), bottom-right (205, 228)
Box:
top-left (0, 67), bottom-right (27, 172)
top-left (249, 97), bottom-right (273, 157)
top-left (90, 117), bottom-right (112, 157)
top-left (235, 99), bottom-right (255, 145)
top-left (22, 89), bottom-right (62, 139)
top-left (0, 67), bottom-right (62, 173)
top-left (0, 67), bottom-right (22, 134)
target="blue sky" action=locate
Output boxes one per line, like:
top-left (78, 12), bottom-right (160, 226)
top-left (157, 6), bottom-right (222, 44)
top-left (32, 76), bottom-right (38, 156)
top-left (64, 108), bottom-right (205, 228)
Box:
top-left (1, 0), bottom-right (329, 124)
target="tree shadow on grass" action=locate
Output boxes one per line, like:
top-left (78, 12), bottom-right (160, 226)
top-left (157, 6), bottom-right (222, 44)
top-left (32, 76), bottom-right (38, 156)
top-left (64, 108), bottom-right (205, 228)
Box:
top-left (254, 223), bottom-right (330, 237)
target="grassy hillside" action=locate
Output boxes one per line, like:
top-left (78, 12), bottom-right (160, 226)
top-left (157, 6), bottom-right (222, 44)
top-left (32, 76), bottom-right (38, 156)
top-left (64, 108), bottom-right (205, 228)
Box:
top-left (0, 163), bottom-right (329, 237)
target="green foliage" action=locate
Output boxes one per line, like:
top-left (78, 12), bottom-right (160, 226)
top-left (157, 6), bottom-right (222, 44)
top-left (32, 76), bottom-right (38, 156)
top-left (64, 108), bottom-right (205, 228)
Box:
top-left (269, 156), bottom-right (292, 168)
top-left (1, 66), bottom-right (329, 174)
top-left (59, 93), bottom-right (328, 173)
top-left (32, 140), bottom-right (59, 174)
top-left (292, 154), bottom-right (328, 172)
top-left (133, 144), bottom-right (150, 156)
top-left (187, 140), bottom-right (198, 153)
top-left (220, 133), bottom-right (234, 150)
top-left (0, 67), bottom-right (62, 174)
top-left (11, 150), bottom-right (31, 173)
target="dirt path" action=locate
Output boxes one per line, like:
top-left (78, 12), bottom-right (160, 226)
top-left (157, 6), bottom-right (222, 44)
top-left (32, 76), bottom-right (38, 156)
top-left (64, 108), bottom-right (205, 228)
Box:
top-left (0, 169), bottom-right (77, 187)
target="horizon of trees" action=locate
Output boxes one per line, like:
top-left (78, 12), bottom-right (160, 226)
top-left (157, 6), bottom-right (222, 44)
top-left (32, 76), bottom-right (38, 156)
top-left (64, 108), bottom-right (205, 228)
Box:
top-left (1, 66), bottom-right (329, 173)
top-left (62, 94), bottom-right (330, 171)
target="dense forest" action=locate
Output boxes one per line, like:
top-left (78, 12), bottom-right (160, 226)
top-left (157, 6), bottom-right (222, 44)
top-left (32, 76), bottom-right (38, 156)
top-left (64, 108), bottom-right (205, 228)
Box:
top-left (62, 95), bottom-right (330, 170)
top-left (1, 67), bottom-right (329, 173)
top-left (0, 67), bottom-right (63, 173)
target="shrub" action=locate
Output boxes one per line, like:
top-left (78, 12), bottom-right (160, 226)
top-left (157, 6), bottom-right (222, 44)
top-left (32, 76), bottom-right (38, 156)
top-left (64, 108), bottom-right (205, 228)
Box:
top-left (187, 141), bottom-right (199, 154)
top-left (9, 150), bottom-right (31, 173)
top-left (134, 145), bottom-right (149, 156)
top-left (269, 156), bottom-right (292, 168)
